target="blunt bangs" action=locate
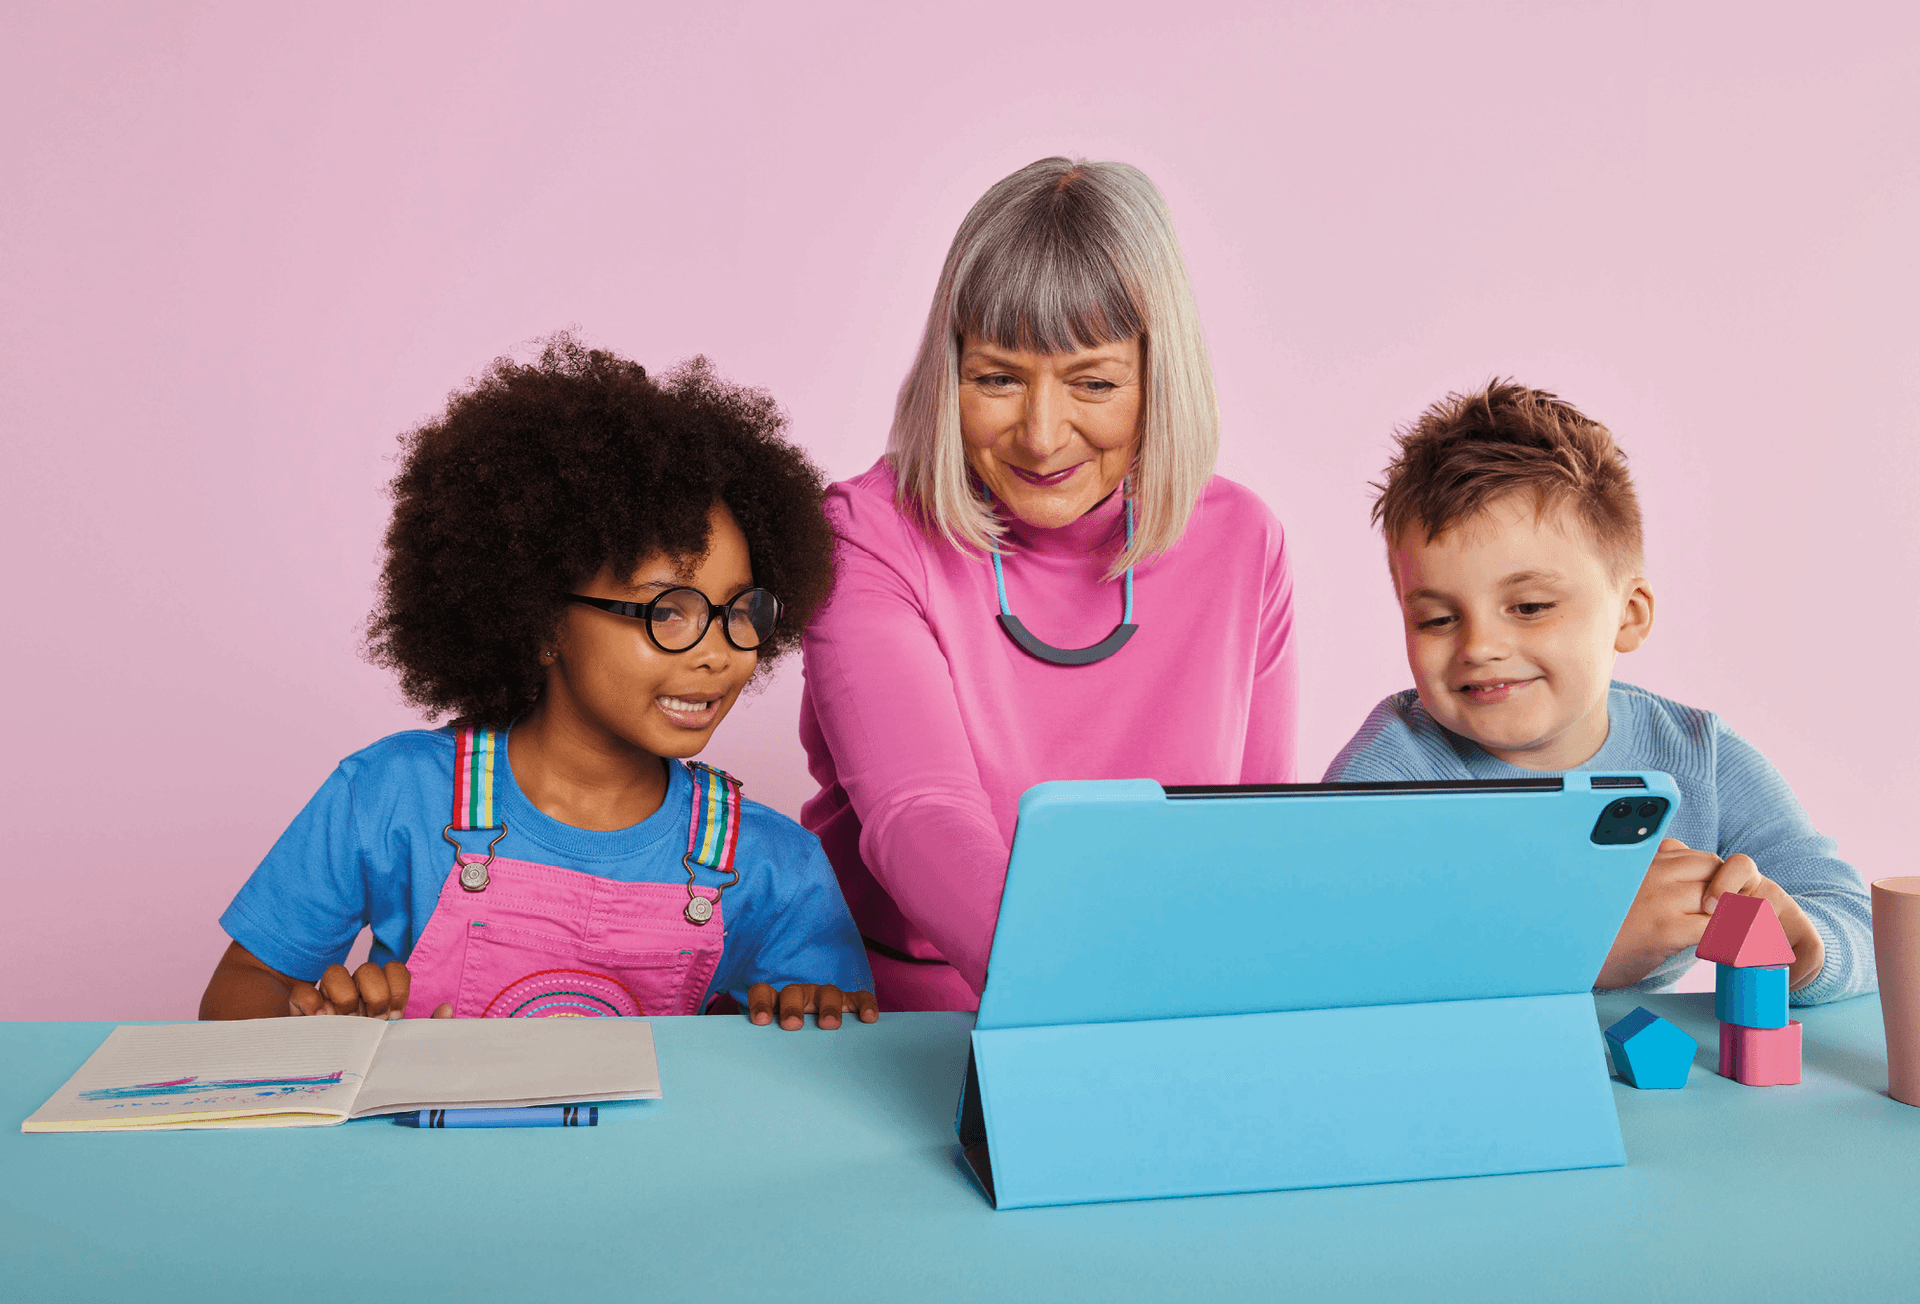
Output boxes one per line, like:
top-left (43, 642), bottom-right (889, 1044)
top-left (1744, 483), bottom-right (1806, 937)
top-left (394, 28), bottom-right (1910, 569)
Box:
top-left (953, 212), bottom-right (1144, 355)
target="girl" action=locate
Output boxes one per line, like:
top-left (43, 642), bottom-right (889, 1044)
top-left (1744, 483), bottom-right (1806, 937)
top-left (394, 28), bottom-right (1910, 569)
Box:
top-left (200, 337), bottom-right (877, 1031)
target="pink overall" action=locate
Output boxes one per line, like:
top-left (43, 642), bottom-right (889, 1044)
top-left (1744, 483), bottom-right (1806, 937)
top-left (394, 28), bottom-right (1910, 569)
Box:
top-left (401, 727), bottom-right (741, 1020)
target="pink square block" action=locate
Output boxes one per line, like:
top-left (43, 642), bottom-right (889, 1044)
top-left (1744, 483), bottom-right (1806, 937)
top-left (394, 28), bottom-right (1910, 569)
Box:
top-left (1718, 1019), bottom-right (1803, 1086)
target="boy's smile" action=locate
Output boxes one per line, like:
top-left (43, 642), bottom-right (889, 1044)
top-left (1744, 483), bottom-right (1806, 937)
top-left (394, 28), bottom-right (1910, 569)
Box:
top-left (1389, 493), bottom-right (1654, 771)
top-left (1458, 677), bottom-right (1534, 704)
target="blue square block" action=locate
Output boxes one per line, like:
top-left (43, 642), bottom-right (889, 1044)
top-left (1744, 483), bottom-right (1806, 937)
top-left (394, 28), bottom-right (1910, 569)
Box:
top-left (1715, 964), bottom-right (1789, 1029)
top-left (1604, 1006), bottom-right (1697, 1089)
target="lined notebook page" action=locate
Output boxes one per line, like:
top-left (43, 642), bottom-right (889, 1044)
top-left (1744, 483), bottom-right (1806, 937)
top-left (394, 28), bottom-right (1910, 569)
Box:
top-left (23, 1020), bottom-right (387, 1132)
top-left (351, 1018), bottom-right (660, 1115)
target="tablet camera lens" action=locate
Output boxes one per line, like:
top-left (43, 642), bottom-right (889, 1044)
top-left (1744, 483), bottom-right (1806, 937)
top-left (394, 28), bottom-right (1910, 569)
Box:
top-left (1609, 800), bottom-right (1633, 818)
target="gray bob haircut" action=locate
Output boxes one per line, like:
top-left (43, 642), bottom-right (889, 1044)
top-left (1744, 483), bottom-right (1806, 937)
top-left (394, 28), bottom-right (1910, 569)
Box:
top-left (887, 157), bottom-right (1219, 578)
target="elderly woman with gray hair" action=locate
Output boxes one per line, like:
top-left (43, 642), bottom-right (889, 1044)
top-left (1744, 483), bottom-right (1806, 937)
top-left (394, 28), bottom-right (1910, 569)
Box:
top-left (799, 158), bottom-right (1299, 1011)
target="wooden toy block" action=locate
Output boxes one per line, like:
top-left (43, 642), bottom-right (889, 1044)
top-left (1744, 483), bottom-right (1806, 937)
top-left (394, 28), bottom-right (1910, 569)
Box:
top-left (1603, 1006), bottom-right (1698, 1089)
top-left (1695, 893), bottom-right (1797, 968)
top-left (1718, 1019), bottom-right (1802, 1086)
top-left (1715, 964), bottom-right (1789, 1029)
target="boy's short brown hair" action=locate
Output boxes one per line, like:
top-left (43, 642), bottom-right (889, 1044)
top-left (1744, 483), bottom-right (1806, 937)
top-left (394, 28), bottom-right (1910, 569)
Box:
top-left (1372, 380), bottom-right (1644, 577)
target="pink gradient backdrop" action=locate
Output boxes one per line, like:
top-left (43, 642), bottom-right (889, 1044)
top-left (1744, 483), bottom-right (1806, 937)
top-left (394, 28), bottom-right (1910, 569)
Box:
top-left (4, 3), bottom-right (1915, 1018)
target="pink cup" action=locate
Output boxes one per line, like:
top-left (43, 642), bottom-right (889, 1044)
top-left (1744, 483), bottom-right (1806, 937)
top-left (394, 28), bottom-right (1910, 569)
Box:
top-left (1873, 876), bottom-right (1920, 1107)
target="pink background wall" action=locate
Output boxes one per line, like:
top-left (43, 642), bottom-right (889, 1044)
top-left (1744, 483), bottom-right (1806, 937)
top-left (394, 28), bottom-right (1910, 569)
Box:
top-left (4, 3), bottom-right (1915, 1018)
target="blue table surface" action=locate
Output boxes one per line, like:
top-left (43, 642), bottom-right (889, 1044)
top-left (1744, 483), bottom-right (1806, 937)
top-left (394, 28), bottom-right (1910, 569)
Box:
top-left (5, 992), bottom-right (1917, 1304)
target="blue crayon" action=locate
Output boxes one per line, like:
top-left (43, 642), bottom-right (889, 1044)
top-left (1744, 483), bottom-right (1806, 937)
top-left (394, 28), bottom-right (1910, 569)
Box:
top-left (393, 1106), bottom-right (597, 1128)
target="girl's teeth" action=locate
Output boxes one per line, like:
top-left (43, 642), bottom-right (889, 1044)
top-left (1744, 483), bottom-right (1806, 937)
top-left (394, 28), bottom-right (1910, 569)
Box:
top-left (660, 696), bottom-right (710, 712)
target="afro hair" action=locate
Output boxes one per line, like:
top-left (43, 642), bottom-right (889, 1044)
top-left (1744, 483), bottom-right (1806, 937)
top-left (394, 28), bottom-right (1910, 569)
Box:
top-left (365, 334), bottom-right (834, 726)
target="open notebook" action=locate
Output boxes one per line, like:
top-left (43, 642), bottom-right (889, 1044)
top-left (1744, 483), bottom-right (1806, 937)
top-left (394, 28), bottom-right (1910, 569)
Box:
top-left (23, 1017), bottom-right (661, 1132)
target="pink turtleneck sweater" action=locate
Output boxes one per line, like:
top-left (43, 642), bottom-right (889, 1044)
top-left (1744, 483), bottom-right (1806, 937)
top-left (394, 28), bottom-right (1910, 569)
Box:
top-left (798, 459), bottom-right (1298, 1010)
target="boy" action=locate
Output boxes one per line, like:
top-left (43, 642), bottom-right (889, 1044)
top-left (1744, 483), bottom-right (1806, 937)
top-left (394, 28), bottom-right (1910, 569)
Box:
top-left (1326, 381), bottom-right (1871, 1002)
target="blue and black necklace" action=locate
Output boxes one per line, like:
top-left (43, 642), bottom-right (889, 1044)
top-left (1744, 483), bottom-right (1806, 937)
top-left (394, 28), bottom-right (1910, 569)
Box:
top-left (991, 493), bottom-right (1138, 667)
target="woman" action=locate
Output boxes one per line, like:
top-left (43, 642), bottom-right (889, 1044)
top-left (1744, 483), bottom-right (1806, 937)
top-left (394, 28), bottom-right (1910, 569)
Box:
top-left (799, 157), bottom-right (1298, 1010)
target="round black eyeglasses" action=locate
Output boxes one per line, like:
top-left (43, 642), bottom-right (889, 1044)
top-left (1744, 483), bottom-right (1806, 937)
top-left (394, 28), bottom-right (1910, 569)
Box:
top-left (568, 588), bottom-right (782, 653)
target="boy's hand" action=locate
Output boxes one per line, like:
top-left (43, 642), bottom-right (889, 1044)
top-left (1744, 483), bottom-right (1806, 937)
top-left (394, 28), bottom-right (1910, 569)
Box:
top-left (745, 982), bottom-right (879, 1030)
top-left (1596, 838), bottom-right (1722, 989)
top-left (1696, 848), bottom-right (1826, 990)
top-left (287, 961), bottom-right (453, 1019)
top-left (1597, 838), bottom-right (1824, 991)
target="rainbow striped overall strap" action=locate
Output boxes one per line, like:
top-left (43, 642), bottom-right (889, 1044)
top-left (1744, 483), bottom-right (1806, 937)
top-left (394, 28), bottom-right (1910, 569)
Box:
top-left (445, 726), bottom-right (509, 892)
top-left (681, 760), bottom-right (742, 926)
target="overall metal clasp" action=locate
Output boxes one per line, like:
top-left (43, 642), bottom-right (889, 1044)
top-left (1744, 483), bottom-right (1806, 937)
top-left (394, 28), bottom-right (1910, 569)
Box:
top-left (444, 823), bottom-right (509, 892)
top-left (682, 852), bottom-right (740, 925)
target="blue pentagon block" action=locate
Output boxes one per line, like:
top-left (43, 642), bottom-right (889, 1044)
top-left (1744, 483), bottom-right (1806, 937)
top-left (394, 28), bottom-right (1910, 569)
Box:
top-left (1603, 1006), bottom-right (1698, 1089)
top-left (1715, 963), bottom-right (1789, 1029)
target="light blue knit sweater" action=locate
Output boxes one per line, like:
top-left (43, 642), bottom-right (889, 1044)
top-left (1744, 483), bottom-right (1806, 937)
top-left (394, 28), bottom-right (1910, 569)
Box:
top-left (1324, 682), bottom-right (1873, 1005)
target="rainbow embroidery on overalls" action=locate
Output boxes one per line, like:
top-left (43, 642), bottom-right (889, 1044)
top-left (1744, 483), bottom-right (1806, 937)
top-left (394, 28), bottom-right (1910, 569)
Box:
top-left (445, 725), bottom-right (510, 892)
top-left (682, 760), bottom-right (742, 925)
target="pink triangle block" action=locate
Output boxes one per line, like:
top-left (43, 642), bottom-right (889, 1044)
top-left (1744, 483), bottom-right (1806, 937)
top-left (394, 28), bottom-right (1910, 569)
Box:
top-left (1696, 893), bottom-right (1797, 968)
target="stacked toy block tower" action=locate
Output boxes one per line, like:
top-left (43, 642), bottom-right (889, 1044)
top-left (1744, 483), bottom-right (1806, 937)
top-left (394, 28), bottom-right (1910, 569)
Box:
top-left (1698, 894), bottom-right (1801, 1086)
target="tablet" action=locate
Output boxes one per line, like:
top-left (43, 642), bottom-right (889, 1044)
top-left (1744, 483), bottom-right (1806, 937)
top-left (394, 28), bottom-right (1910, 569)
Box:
top-left (959, 773), bottom-right (1680, 1207)
top-left (976, 772), bottom-right (1680, 1031)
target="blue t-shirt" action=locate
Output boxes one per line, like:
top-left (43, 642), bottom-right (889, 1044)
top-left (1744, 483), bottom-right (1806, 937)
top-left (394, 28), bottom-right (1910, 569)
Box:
top-left (220, 728), bottom-right (872, 1003)
top-left (1323, 682), bottom-right (1873, 1005)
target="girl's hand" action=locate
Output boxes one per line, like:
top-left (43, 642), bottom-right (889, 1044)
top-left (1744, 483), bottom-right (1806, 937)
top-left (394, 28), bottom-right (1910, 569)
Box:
top-left (745, 982), bottom-right (879, 1030)
top-left (201, 941), bottom-right (454, 1020)
top-left (287, 961), bottom-right (453, 1019)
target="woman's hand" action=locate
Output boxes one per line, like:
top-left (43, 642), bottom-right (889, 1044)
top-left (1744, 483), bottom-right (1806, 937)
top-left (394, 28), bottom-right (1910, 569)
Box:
top-left (745, 982), bottom-right (879, 1030)
top-left (287, 961), bottom-right (452, 1019)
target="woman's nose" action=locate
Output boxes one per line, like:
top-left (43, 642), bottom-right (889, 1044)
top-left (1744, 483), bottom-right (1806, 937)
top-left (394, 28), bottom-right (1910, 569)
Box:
top-left (1014, 382), bottom-right (1071, 461)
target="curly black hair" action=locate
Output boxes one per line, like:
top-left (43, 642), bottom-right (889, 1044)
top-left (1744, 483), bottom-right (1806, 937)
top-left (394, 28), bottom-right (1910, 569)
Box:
top-left (366, 334), bottom-right (834, 727)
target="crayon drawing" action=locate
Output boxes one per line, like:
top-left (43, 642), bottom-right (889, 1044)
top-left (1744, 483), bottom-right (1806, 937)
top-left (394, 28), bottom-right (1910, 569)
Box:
top-left (80, 1071), bottom-right (349, 1104)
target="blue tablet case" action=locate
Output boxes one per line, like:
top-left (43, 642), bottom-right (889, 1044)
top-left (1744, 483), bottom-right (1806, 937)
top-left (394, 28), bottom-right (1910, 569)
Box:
top-left (957, 773), bottom-right (1680, 1209)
